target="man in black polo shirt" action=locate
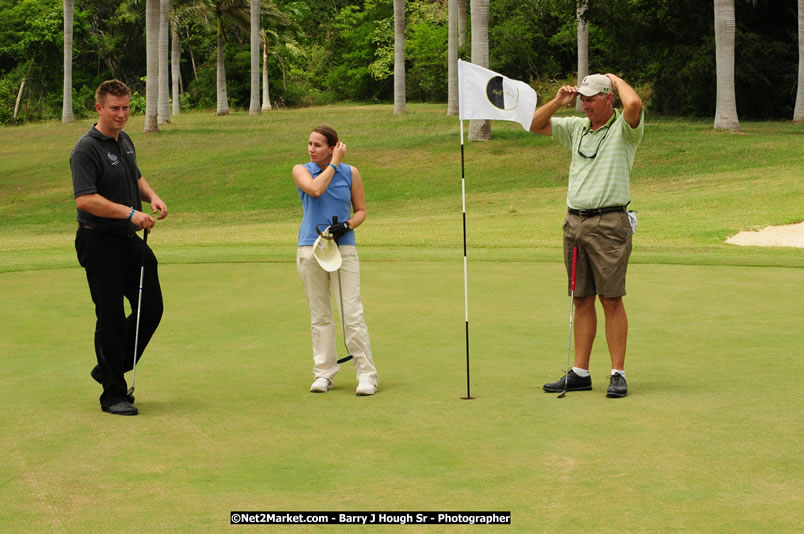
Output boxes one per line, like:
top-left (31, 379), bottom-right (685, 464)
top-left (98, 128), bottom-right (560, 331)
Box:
top-left (71, 80), bottom-right (168, 416)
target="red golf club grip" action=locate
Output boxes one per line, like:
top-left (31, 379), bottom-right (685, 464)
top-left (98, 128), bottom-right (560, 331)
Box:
top-left (571, 246), bottom-right (578, 292)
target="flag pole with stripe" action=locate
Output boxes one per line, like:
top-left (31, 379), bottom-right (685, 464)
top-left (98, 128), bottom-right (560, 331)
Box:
top-left (459, 118), bottom-right (473, 400)
top-left (457, 60), bottom-right (538, 400)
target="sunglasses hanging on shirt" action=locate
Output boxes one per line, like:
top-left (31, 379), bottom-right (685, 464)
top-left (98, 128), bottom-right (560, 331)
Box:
top-left (577, 124), bottom-right (611, 159)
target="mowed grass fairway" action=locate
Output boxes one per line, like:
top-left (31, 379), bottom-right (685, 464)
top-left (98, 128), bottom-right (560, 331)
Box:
top-left (1, 105), bottom-right (803, 532)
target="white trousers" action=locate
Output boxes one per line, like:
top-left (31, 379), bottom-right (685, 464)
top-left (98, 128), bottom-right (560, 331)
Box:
top-left (296, 245), bottom-right (378, 386)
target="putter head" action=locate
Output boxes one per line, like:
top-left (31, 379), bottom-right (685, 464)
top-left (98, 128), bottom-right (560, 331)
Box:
top-left (557, 391), bottom-right (566, 399)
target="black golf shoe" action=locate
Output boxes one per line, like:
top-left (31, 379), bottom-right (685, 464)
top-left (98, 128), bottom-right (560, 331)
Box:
top-left (607, 374), bottom-right (628, 398)
top-left (101, 401), bottom-right (138, 416)
top-left (91, 366), bottom-right (135, 403)
top-left (543, 370), bottom-right (592, 393)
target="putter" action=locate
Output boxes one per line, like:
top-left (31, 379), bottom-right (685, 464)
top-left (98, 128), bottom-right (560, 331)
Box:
top-left (558, 246), bottom-right (578, 399)
top-left (335, 270), bottom-right (353, 364)
top-left (129, 228), bottom-right (148, 398)
top-left (331, 216), bottom-right (354, 365)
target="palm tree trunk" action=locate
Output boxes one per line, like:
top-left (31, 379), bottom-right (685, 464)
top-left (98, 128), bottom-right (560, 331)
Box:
top-left (158, 0), bottom-right (170, 124)
top-left (457, 0), bottom-right (467, 48)
top-left (62, 0), bottom-right (73, 123)
top-left (576, 0), bottom-right (589, 113)
top-left (250, 0), bottom-right (261, 115)
top-left (277, 54), bottom-right (287, 90)
top-left (794, 0), bottom-right (804, 121)
top-left (145, 0), bottom-right (160, 133)
top-left (186, 27), bottom-right (198, 81)
top-left (446, 0), bottom-right (458, 116)
top-left (14, 63), bottom-right (32, 120)
top-left (714, 0), bottom-right (739, 131)
top-left (262, 38), bottom-right (272, 111)
top-left (393, 0), bottom-right (406, 114)
top-left (216, 16), bottom-right (229, 116)
top-left (171, 14), bottom-right (180, 116)
top-left (469, 0), bottom-right (491, 141)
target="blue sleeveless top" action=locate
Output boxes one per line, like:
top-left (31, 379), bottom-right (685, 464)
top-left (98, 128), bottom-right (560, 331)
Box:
top-left (297, 161), bottom-right (356, 246)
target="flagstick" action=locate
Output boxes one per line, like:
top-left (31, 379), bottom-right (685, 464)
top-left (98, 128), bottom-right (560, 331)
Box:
top-left (460, 119), bottom-right (474, 400)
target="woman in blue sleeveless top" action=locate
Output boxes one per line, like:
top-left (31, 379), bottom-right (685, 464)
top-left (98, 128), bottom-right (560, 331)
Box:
top-left (293, 125), bottom-right (379, 396)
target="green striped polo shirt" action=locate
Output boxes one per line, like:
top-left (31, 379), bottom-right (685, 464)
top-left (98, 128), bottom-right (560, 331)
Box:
top-left (552, 109), bottom-right (644, 209)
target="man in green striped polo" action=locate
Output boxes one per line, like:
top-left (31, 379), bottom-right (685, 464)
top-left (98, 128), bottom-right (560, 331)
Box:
top-left (530, 73), bottom-right (644, 398)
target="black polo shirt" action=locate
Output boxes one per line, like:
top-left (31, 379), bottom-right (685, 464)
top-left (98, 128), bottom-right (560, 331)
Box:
top-left (71, 125), bottom-right (142, 234)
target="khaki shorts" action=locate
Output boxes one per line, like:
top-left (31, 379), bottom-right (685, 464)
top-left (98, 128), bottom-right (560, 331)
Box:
top-left (562, 211), bottom-right (632, 297)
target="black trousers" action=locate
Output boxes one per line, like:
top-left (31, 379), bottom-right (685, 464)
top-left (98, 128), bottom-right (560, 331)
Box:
top-left (75, 229), bottom-right (163, 408)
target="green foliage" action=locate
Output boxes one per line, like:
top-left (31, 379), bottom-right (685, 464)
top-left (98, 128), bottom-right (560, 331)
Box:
top-left (0, 0), bottom-right (63, 124)
top-left (129, 90), bottom-right (146, 114)
top-left (0, 0), bottom-right (800, 122)
top-left (489, 0), bottom-right (573, 79)
top-left (73, 84), bottom-right (97, 117)
top-left (327, 3), bottom-right (391, 101)
top-left (405, 0), bottom-right (447, 102)
top-left (184, 57), bottom-right (218, 110)
top-left (585, 0), bottom-right (799, 118)
top-left (367, 17), bottom-right (393, 81)
top-left (0, 76), bottom-right (15, 124)
top-left (224, 46), bottom-right (253, 109)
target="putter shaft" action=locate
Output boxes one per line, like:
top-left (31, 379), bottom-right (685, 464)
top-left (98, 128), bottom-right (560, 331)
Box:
top-left (559, 246), bottom-right (578, 399)
top-left (130, 229), bottom-right (148, 394)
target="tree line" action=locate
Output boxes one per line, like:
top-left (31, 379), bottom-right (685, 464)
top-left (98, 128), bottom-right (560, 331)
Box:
top-left (0, 0), bottom-right (801, 128)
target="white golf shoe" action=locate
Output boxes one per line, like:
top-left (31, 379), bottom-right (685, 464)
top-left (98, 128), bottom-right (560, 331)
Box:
top-left (310, 377), bottom-right (333, 393)
top-left (355, 382), bottom-right (377, 396)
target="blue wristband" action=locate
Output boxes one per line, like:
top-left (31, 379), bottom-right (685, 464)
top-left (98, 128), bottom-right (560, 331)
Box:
top-left (328, 163), bottom-right (337, 171)
top-left (128, 207), bottom-right (135, 220)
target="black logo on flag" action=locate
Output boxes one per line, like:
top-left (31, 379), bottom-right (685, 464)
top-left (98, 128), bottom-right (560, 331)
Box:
top-left (485, 76), bottom-right (519, 111)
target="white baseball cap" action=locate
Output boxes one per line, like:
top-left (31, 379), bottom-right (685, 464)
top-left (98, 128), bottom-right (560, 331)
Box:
top-left (312, 230), bottom-right (342, 272)
top-left (578, 74), bottom-right (612, 97)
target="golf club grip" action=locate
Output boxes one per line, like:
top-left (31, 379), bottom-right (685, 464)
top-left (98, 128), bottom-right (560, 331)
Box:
top-left (571, 246), bottom-right (578, 291)
top-left (143, 227), bottom-right (149, 244)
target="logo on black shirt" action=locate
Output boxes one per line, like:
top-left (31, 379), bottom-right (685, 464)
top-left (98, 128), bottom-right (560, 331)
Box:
top-left (107, 152), bottom-right (120, 166)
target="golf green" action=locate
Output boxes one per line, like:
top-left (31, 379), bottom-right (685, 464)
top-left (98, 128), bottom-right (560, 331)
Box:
top-left (1, 260), bottom-right (801, 532)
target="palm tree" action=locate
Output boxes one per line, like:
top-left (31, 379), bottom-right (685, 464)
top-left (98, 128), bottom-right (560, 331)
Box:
top-left (393, 0), bottom-right (406, 114)
top-left (169, 0), bottom-right (199, 116)
top-left (261, 30), bottom-right (272, 111)
top-left (145, 0), bottom-right (160, 133)
top-left (259, 2), bottom-right (302, 111)
top-left (714, 0), bottom-right (739, 131)
top-left (158, 0), bottom-right (171, 124)
top-left (794, 0), bottom-right (803, 121)
top-left (468, 0), bottom-right (490, 141)
top-left (171, 6), bottom-right (181, 116)
top-left (446, 0), bottom-right (458, 116)
top-left (249, 0), bottom-right (261, 115)
top-left (62, 0), bottom-right (73, 123)
top-left (214, 10), bottom-right (231, 115)
top-left (184, 0), bottom-right (267, 116)
top-left (458, 0), bottom-right (467, 48)
top-left (183, 1), bottom-right (247, 115)
top-left (576, 0), bottom-right (589, 112)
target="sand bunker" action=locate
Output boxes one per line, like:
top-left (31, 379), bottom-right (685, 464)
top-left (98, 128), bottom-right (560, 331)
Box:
top-left (726, 221), bottom-right (804, 248)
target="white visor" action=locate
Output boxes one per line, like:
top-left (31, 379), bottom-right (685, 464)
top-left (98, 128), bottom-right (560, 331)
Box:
top-left (312, 231), bottom-right (342, 272)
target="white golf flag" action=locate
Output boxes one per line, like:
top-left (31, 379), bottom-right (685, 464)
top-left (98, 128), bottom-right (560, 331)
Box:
top-left (457, 59), bottom-right (538, 131)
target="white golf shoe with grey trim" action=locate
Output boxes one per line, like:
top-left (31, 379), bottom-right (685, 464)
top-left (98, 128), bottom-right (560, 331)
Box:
top-left (355, 382), bottom-right (377, 396)
top-left (310, 377), bottom-right (333, 393)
